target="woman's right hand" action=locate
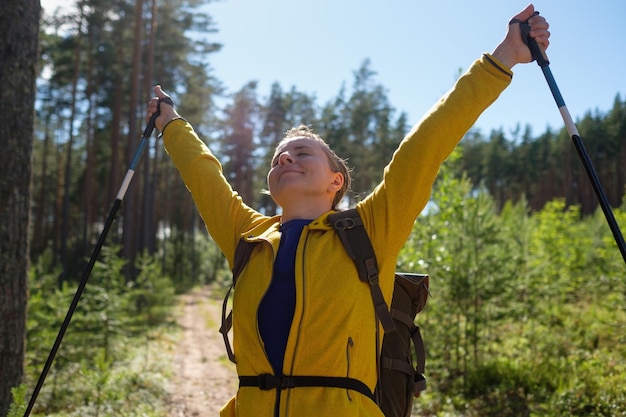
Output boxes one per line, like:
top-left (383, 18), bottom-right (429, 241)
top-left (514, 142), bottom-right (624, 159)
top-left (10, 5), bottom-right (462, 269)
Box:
top-left (147, 85), bottom-right (181, 131)
top-left (491, 4), bottom-right (550, 69)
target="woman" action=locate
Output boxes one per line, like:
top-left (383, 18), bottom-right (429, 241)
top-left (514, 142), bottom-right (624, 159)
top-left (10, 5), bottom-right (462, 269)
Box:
top-left (147, 5), bottom-right (550, 416)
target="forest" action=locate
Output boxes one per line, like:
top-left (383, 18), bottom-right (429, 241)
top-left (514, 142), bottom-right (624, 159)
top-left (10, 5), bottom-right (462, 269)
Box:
top-left (4, 0), bottom-right (626, 416)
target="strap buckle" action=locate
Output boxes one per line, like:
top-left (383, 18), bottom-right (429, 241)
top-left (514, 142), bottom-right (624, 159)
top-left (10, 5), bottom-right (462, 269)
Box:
top-left (256, 374), bottom-right (296, 390)
top-left (333, 217), bottom-right (357, 231)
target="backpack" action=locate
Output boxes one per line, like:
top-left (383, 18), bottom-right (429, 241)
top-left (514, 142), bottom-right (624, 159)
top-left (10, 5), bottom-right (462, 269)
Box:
top-left (220, 208), bottom-right (429, 417)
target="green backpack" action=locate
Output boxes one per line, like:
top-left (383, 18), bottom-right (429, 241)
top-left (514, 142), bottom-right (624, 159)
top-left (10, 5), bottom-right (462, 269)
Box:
top-left (220, 208), bottom-right (429, 417)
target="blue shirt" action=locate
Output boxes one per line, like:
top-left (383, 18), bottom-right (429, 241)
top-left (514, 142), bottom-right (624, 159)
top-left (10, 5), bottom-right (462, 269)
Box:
top-left (258, 219), bottom-right (312, 375)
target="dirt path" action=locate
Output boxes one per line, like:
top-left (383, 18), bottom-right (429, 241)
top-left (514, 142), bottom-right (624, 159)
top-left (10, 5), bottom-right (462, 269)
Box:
top-left (167, 286), bottom-right (238, 416)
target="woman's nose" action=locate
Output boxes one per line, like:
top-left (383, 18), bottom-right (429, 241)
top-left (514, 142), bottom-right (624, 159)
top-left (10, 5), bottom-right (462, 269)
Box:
top-left (278, 152), bottom-right (294, 165)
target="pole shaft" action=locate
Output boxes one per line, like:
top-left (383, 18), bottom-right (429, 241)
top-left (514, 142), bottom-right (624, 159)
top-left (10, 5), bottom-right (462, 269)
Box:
top-left (23, 198), bottom-right (122, 417)
top-left (570, 134), bottom-right (626, 263)
top-left (520, 16), bottom-right (626, 265)
top-left (23, 110), bottom-right (159, 416)
top-left (538, 59), bottom-right (626, 265)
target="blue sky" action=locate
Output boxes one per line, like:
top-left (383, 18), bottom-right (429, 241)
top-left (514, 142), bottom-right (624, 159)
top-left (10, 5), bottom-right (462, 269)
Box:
top-left (41, 0), bottom-right (625, 137)
top-left (206, 0), bottom-right (625, 136)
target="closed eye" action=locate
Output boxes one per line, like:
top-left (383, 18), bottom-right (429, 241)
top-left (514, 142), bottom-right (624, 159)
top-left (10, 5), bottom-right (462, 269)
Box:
top-left (270, 144), bottom-right (315, 166)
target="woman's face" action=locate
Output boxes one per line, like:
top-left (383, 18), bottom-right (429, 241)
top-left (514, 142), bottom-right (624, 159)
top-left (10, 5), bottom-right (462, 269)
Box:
top-left (267, 137), bottom-right (344, 209)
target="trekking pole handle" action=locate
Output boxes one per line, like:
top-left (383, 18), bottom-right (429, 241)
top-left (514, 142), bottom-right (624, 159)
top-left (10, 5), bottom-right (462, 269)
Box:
top-left (142, 96), bottom-right (173, 139)
top-left (512, 11), bottom-right (550, 68)
top-left (128, 96), bottom-right (174, 172)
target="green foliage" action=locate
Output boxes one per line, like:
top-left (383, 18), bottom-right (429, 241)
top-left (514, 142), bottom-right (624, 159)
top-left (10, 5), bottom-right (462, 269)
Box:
top-left (6, 385), bottom-right (27, 417)
top-left (405, 159), bottom-right (626, 416)
top-left (458, 95), bottom-right (626, 215)
top-left (161, 228), bottom-right (228, 293)
top-left (462, 359), bottom-right (547, 416)
top-left (126, 253), bottom-right (177, 327)
top-left (24, 247), bottom-right (177, 416)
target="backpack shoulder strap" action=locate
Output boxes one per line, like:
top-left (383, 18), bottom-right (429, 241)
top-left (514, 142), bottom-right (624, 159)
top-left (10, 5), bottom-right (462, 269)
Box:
top-left (219, 239), bottom-right (257, 363)
top-left (328, 209), bottom-right (395, 333)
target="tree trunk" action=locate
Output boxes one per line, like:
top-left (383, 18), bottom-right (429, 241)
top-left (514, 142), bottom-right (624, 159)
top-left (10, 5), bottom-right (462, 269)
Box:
top-left (82, 17), bottom-right (97, 255)
top-left (122, 0), bottom-right (145, 280)
top-left (142, 0), bottom-right (157, 255)
top-left (108, 45), bottom-right (123, 211)
top-left (33, 112), bottom-right (52, 256)
top-left (60, 1), bottom-right (85, 282)
top-left (0, 0), bottom-right (40, 414)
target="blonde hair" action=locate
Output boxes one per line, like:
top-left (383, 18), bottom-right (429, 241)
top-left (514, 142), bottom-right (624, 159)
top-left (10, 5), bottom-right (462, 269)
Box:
top-left (274, 125), bottom-right (352, 209)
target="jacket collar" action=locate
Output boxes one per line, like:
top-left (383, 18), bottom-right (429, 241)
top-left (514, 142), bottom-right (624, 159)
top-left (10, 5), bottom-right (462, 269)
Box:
top-left (241, 210), bottom-right (338, 243)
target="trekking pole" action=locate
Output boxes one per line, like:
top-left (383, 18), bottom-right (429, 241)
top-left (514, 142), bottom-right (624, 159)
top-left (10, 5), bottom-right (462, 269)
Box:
top-left (517, 13), bottom-right (626, 266)
top-left (23, 97), bottom-right (172, 417)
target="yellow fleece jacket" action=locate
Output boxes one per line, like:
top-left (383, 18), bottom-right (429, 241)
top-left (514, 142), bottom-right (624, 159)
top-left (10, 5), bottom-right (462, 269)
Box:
top-left (163, 54), bottom-right (512, 417)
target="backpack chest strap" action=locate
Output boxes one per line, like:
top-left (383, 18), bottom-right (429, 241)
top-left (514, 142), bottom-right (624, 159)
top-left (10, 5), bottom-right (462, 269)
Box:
top-left (239, 374), bottom-right (375, 402)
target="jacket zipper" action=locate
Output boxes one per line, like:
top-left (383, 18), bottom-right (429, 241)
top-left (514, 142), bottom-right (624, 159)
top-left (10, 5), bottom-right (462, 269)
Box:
top-left (346, 336), bottom-right (355, 401)
top-left (283, 228), bottom-right (311, 417)
top-left (248, 235), bottom-right (279, 417)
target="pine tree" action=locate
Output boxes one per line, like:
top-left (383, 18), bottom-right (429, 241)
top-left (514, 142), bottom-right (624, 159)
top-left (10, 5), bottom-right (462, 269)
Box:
top-left (0, 0), bottom-right (40, 413)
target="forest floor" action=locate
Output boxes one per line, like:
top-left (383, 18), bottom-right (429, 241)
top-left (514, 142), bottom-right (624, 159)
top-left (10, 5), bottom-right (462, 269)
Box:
top-left (165, 286), bottom-right (238, 416)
